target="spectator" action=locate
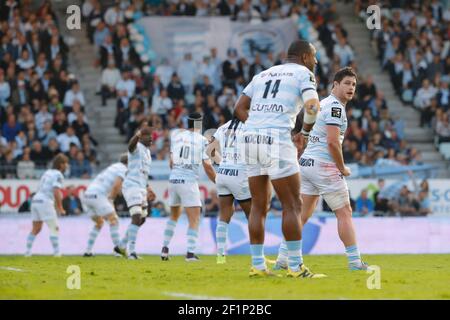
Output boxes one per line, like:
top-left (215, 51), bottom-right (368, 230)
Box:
top-left (62, 186), bottom-right (83, 215)
top-left (222, 48), bottom-right (243, 87)
top-left (2, 114), bottom-right (22, 142)
top-left (100, 59), bottom-right (122, 106)
top-left (177, 52), bottom-right (197, 94)
top-left (69, 150), bottom-right (92, 178)
top-left (417, 190), bottom-right (431, 216)
top-left (153, 89), bottom-right (173, 125)
top-left (30, 140), bottom-right (52, 168)
top-left (333, 36), bottom-right (354, 68)
top-left (155, 57), bottom-right (174, 88)
top-left (0, 69), bottom-right (10, 108)
top-left (115, 68), bottom-right (136, 98)
top-left (435, 112), bottom-right (450, 143)
top-left (248, 53), bottom-right (266, 80)
top-left (414, 79), bottom-right (438, 110)
top-left (63, 82), bottom-right (85, 109)
top-left (16, 147), bottom-right (35, 179)
top-left (167, 73), bottom-right (185, 102)
top-left (57, 126), bottom-right (81, 153)
top-left (35, 103), bottom-right (53, 136)
top-left (355, 189), bottom-right (374, 216)
top-left (115, 37), bottom-right (138, 70)
top-left (0, 149), bottom-right (17, 178)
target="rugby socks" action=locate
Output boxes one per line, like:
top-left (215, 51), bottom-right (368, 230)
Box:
top-left (26, 233), bottom-right (36, 255)
top-left (345, 245), bottom-right (362, 267)
top-left (163, 219), bottom-right (177, 247)
top-left (215, 221), bottom-right (228, 256)
top-left (187, 228), bottom-right (199, 254)
top-left (50, 235), bottom-right (60, 255)
top-left (86, 226), bottom-right (101, 254)
top-left (276, 239), bottom-right (288, 266)
top-left (119, 230), bottom-right (128, 249)
top-left (250, 244), bottom-right (266, 271)
top-left (109, 224), bottom-right (120, 247)
top-left (286, 240), bottom-right (302, 272)
top-left (126, 224), bottom-right (140, 254)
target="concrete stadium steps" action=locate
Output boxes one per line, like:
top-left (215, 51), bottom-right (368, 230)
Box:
top-left (336, 2), bottom-right (449, 176)
top-left (57, 14), bottom-right (127, 167)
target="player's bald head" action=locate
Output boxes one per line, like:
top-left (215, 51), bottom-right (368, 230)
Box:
top-left (287, 40), bottom-right (313, 58)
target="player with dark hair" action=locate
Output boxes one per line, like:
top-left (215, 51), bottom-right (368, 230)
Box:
top-left (25, 153), bottom-right (69, 257)
top-left (161, 112), bottom-right (216, 262)
top-left (275, 67), bottom-right (368, 271)
top-left (234, 39), bottom-right (326, 278)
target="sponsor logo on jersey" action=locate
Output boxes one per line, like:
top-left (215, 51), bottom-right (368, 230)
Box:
top-left (331, 107), bottom-right (342, 118)
top-left (251, 103), bottom-right (284, 113)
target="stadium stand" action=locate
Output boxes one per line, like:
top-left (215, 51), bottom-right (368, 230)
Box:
top-left (0, 0), bottom-right (98, 179)
top-left (1, 0), bottom-right (449, 218)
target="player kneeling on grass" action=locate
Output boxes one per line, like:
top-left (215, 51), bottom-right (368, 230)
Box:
top-left (82, 153), bottom-right (128, 257)
top-left (160, 112), bottom-right (216, 262)
top-left (26, 153), bottom-right (69, 257)
top-left (115, 126), bottom-right (156, 260)
top-left (276, 67), bottom-right (368, 271)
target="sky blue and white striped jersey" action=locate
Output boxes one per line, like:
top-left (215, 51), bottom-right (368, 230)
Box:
top-left (34, 169), bottom-right (64, 201)
top-left (213, 120), bottom-right (246, 170)
top-left (86, 162), bottom-right (127, 196)
top-left (170, 129), bottom-right (209, 182)
top-left (123, 142), bottom-right (152, 189)
top-left (243, 63), bottom-right (317, 131)
top-left (302, 94), bottom-right (348, 163)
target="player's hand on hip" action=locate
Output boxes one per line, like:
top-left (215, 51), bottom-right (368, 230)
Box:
top-left (341, 166), bottom-right (351, 177)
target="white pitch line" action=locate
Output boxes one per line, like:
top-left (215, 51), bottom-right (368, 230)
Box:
top-left (163, 291), bottom-right (233, 300)
top-left (0, 266), bottom-right (26, 272)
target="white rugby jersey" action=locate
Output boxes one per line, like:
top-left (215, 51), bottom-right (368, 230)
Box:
top-left (34, 169), bottom-right (64, 201)
top-left (123, 142), bottom-right (152, 189)
top-left (170, 129), bottom-right (209, 182)
top-left (213, 120), bottom-right (246, 170)
top-left (302, 94), bottom-right (348, 163)
top-left (242, 63), bottom-right (317, 131)
top-left (86, 162), bottom-right (127, 196)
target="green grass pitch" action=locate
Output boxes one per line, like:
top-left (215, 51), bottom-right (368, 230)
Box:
top-left (1, 254), bottom-right (449, 299)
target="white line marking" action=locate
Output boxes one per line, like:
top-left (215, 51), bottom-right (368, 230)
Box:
top-left (163, 291), bottom-right (233, 300)
top-left (0, 266), bottom-right (26, 272)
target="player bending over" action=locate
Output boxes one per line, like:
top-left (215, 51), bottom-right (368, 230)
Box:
top-left (25, 153), bottom-right (69, 257)
top-left (82, 153), bottom-right (128, 257)
top-left (161, 112), bottom-right (216, 262)
top-left (116, 126), bottom-right (156, 259)
top-left (276, 67), bottom-right (368, 271)
top-left (234, 40), bottom-right (326, 278)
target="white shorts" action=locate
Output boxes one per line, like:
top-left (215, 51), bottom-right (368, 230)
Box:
top-left (216, 167), bottom-right (251, 201)
top-left (122, 186), bottom-right (147, 209)
top-left (300, 158), bottom-right (348, 195)
top-left (31, 197), bottom-right (57, 221)
top-left (244, 129), bottom-right (299, 180)
top-left (168, 179), bottom-right (202, 207)
top-left (81, 193), bottom-right (115, 218)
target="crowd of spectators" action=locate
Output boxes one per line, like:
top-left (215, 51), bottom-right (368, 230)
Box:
top-left (357, 0), bottom-right (450, 144)
top-left (84, 0), bottom-right (424, 168)
top-left (0, 0), bottom-right (98, 179)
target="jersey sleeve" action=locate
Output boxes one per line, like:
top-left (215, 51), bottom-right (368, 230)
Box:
top-left (297, 69), bottom-right (317, 100)
top-left (117, 165), bottom-right (127, 180)
top-left (201, 136), bottom-right (210, 160)
top-left (242, 76), bottom-right (256, 98)
top-left (52, 172), bottom-right (64, 189)
top-left (323, 102), bottom-right (345, 127)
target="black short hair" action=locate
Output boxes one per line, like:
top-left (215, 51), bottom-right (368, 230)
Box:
top-left (333, 67), bottom-right (357, 84)
top-left (287, 40), bottom-right (312, 58)
top-left (187, 112), bottom-right (203, 129)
